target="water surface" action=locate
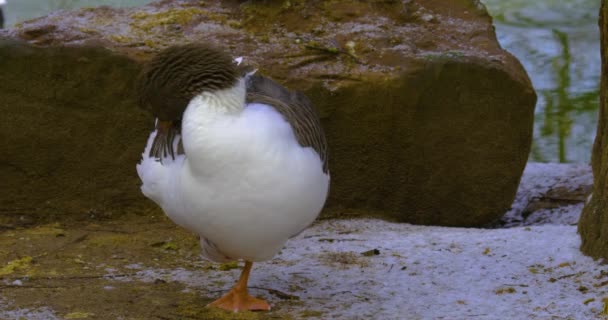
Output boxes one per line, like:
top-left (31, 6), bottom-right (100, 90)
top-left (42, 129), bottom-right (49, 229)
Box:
top-left (3, 0), bottom-right (151, 27)
top-left (483, 0), bottom-right (600, 163)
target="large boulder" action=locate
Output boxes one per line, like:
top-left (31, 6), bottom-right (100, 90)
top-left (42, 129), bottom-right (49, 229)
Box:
top-left (0, 41), bottom-right (147, 222)
top-left (579, 0), bottom-right (608, 258)
top-left (0, 0), bottom-right (536, 227)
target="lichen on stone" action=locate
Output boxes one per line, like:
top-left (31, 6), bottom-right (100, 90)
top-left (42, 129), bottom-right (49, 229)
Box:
top-left (320, 251), bottom-right (369, 269)
top-left (218, 261), bottom-right (239, 271)
top-left (64, 311), bottom-right (94, 319)
top-left (130, 8), bottom-right (209, 32)
top-left (0, 256), bottom-right (33, 276)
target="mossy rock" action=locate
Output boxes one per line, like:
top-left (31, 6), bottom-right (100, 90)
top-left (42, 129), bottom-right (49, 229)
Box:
top-left (0, 0), bottom-right (536, 226)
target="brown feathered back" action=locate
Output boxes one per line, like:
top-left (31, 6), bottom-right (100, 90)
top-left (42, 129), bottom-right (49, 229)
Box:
top-left (246, 75), bottom-right (329, 174)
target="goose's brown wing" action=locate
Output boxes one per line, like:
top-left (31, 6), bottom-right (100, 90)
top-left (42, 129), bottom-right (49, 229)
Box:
top-left (148, 120), bottom-right (184, 161)
top-left (245, 74), bottom-right (329, 173)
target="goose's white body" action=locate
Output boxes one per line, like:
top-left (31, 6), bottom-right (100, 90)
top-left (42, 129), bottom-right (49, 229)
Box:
top-left (137, 80), bottom-right (329, 262)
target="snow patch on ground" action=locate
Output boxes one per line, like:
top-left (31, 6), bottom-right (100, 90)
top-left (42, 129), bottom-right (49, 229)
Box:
top-left (0, 299), bottom-right (59, 320)
top-left (496, 162), bottom-right (592, 227)
top-left (94, 162), bottom-right (601, 319)
top-left (111, 219), bottom-right (608, 319)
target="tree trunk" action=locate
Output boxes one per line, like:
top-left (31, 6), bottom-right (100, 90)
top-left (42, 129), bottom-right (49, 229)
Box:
top-left (579, 0), bottom-right (608, 258)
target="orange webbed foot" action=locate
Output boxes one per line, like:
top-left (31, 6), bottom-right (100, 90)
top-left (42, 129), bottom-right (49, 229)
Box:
top-left (206, 261), bottom-right (271, 312)
top-left (207, 288), bottom-right (271, 312)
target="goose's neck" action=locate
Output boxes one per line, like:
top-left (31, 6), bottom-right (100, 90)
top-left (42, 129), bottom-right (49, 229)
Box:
top-left (181, 79), bottom-right (246, 171)
top-left (189, 79), bottom-right (246, 116)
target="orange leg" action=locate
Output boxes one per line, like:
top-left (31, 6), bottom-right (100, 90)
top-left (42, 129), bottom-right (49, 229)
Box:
top-left (207, 261), bottom-right (271, 312)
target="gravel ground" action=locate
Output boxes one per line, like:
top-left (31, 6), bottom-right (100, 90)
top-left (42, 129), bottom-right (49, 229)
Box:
top-left (0, 163), bottom-right (602, 320)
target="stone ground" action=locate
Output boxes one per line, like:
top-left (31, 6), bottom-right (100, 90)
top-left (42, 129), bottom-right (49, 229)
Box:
top-left (0, 163), bottom-right (601, 320)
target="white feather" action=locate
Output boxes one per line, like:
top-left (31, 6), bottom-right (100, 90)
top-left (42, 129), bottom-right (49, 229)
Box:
top-left (137, 80), bottom-right (329, 262)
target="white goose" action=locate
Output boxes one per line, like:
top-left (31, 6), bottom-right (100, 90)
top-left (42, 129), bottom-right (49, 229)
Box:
top-left (0, 0), bottom-right (6, 29)
top-left (135, 44), bottom-right (329, 312)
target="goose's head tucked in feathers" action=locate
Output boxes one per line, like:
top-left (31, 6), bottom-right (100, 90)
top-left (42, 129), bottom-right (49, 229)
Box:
top-left (136, 44), bottom-right (241, 120)
top-left (136, 44), bottom-right (245, 160)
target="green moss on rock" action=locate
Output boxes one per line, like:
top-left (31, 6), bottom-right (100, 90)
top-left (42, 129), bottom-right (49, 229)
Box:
top-left (130, 8), bottom-right (209, 32)
top-left (0, 0), bottom-right (536, 227)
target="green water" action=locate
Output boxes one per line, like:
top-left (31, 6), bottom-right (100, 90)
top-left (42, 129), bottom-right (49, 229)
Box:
top-left (483, 0), bottom-right (600, 163)
top-left (2, 0), bottom-right (151, 27)
top-left (1, 0), bottom-right (601, 163)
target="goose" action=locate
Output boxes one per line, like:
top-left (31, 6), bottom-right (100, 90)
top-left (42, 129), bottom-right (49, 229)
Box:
top-left (0, 0), bottom-right (6, 29)
top-left (135, 44), bottom-right (329, 312)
